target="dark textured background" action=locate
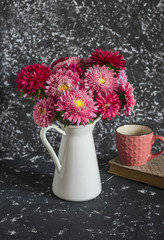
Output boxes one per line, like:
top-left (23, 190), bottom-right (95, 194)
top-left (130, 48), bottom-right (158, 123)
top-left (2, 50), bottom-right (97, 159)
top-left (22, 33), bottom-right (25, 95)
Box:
top-left (0, 0), bottom-right (164, 157)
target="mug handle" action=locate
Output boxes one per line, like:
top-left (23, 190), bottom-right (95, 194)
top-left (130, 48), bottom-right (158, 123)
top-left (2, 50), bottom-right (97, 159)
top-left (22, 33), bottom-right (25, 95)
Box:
top-left (148, 135), bottom-right (164, 161)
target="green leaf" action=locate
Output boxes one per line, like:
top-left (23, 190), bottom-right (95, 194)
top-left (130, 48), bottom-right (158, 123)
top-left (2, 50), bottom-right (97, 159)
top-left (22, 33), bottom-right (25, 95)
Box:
top-left (20, 91), bottom-right (24, 98)
top-left (37, 89), bottom-right (41, 97)
top-left (115, 90), bottom-right (127, 109)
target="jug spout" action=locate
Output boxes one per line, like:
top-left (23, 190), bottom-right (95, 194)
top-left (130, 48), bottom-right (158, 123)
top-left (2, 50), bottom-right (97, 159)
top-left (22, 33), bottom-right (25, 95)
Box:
top-left (40, 124), bottom-right (66, 173)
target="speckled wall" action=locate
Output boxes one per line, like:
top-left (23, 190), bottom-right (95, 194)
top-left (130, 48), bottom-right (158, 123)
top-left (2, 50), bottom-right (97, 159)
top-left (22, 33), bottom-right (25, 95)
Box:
top-left (0, 0), bottom-right (164, 158)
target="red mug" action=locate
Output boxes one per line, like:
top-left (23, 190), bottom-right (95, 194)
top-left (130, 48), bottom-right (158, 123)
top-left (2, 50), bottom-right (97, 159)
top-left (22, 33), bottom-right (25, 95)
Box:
top-left (116, 124), bottom-right (164, 166)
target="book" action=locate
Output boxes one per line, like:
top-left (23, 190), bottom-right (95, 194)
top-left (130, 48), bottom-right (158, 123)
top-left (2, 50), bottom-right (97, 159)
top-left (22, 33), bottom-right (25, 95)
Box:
top-left (109, 155), bottom-right (164, 189)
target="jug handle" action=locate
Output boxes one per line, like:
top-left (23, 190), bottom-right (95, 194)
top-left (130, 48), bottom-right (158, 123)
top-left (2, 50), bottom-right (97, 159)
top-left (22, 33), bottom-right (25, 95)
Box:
top-left (40, 124), bottom-right (66, 173)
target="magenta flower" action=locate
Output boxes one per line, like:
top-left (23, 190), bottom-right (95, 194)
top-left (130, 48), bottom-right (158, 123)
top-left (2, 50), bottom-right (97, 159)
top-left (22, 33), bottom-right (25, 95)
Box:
top-left (46, 68), bottom-right (81, 98)
top-left (96, 91), bottom-right (121, 120)
top-left (91, 49), bottom-right (126, 70)
top-left (67, 64), bottom-right (84, 77)
top-left (117, 70), bottom-right (128, 86)
top-left (56, 88), bottom-right (98, 126)
top-left (50, 57), bottom-right (69, 70)
top-left (15, 63), bottom-right (51, 96)
top-left (79, 57), bottom-right (92, 69)
top-left (84, 65), bottom-right (118, 94)
top-left (51, 57), bottom-right (81, 73)
top-left (15, 50), bottom-right (135, 127)
top-left (118, 82), bottom-right (136, 115)
top-left (33, 98), bottom-right (56, 127)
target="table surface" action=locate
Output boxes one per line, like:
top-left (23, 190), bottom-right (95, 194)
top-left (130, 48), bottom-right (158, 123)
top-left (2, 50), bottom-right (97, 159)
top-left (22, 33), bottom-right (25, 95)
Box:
top-left (0, 152), bottom-right (164, 240)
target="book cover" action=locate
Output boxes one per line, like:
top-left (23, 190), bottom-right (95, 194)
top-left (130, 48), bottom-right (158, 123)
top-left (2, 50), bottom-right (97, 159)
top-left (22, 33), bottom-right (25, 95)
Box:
top-left (109, 155), bottom-right (164, 189)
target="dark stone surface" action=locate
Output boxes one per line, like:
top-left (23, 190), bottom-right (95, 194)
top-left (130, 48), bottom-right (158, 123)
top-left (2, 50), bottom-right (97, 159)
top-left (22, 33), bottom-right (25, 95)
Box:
top-left (0, 0), bottom-right (164, 239)
top-left (0, 152), bottom-right (164, 239)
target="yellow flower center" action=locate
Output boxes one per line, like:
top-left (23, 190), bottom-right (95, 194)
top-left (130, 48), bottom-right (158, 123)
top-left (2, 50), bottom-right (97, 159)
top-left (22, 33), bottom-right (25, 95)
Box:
top-left (99, 78), bottom-right (106, 84)
top-left (105, 103), bottom-right (111, 108)
top-left (40, 108), bottom-right (45, 114)
top-left (59, 83), bottom-right (69, 91)
top-left (74, 99), bottom-right (85, 108)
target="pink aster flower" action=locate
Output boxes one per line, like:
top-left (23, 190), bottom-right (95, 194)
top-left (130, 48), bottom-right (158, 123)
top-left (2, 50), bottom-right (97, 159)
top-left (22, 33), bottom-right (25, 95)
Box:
top-left (33, 97), bottom-right (56, 127)
top-left (96, 91), bottom-right (121, 120)
top-left (46, 68), bottom-right (81, 98)
top-left (56, 88), bottom-right (98, 126)
top-left (91, 49), bottom-right (126, 70)
top-left (51, 57), bottom-right (81, 73)
top-left (15, 63), bottom-right (51, 96)
top-left (118, 82), bottom-right (136, 115)
top-left (117, 70), bottom-right (128, 86)
top-left (84, 65), bottom-right (118, 95)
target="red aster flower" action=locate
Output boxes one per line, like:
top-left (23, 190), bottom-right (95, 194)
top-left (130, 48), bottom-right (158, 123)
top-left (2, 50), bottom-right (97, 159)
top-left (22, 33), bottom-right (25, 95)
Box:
top-left (79, 57), bottom-right (93, 69)
top-left (50, 57), bottom-right (68, 69)
top-left (91, 49), bottom-right (126, 70)
top-left (51, 57), bottom-right (81, 73)
top-left (66, 64), bottom-right (84, 77)
top-left (96, 91), bottom-right (121, 120)
top-left (118, 82), bottom-right (136, 115)
top-left (15, 63), bottom-right (51, 96)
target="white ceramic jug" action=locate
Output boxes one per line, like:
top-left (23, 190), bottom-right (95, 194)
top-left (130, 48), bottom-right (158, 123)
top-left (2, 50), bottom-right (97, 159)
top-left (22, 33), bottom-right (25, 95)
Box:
top-left (40, 118), bottom-right (102, 202)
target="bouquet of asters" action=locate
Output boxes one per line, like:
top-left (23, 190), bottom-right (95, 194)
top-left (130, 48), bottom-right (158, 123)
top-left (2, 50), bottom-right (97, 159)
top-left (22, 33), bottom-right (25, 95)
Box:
top-left (15, 50), bottom-right (136, 127)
